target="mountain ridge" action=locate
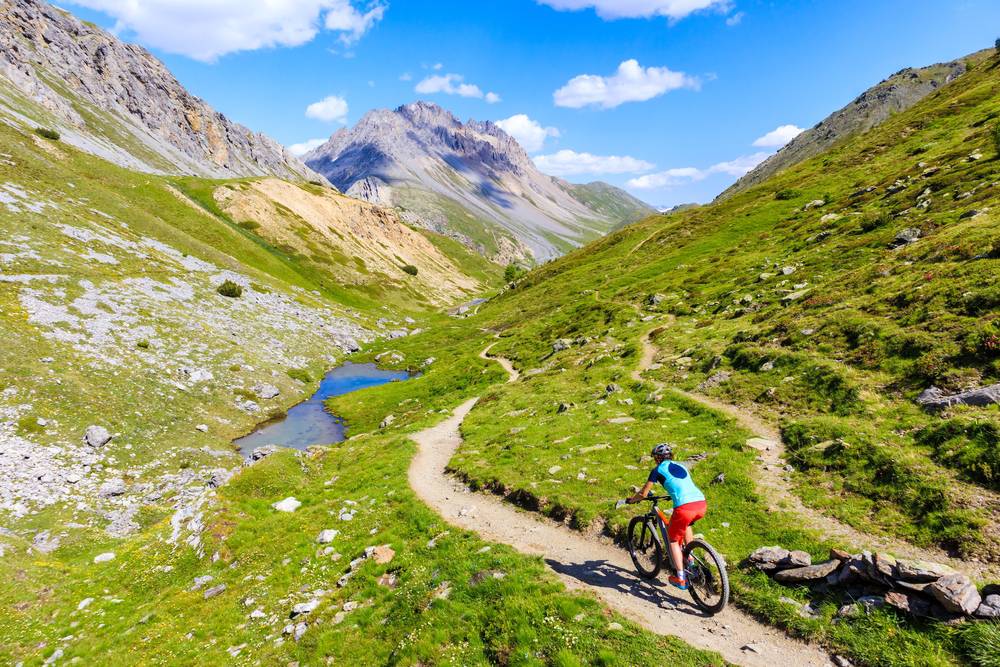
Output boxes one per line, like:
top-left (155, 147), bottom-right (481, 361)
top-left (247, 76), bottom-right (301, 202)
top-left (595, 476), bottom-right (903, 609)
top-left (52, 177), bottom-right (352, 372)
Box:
top-left (0, 0), bottom-right (321, 181)
top-left (305, 101), bottom-right (653, 263)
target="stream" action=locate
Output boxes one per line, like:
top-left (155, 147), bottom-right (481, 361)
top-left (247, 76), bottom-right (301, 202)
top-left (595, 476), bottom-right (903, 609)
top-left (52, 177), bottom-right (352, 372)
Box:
top-left (234, 362), bottom-right (410, 457)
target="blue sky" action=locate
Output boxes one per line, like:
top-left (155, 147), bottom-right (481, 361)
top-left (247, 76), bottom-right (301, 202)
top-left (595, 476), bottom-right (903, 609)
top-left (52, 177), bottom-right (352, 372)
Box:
top-left (65, 0), bottom-right (1000, 207)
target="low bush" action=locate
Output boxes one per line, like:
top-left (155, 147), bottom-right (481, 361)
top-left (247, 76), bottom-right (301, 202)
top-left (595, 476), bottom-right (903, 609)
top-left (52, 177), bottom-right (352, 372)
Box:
top-left (287, 368), bottom-right (313, 383)
top-left (237, 220), bottom-right (261, 231)
top-left (216, 280), bottom-right (243, 298)
top-left (34, 127), bottom-right (60, 141)
top-left (774, 188), bottom-right (801, 201)
top-left (402, 264), bottom-right (418, 276)
top-left (917, 417), bottom-right (1000, 490)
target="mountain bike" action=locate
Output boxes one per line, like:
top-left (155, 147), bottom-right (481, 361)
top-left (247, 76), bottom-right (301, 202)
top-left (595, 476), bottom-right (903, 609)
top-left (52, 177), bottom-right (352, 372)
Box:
top-left (624, 495), bottom-right (729, 614)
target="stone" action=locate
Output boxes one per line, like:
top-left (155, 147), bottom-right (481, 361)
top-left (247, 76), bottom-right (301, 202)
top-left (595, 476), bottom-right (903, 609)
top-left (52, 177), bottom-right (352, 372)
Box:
top-left (250, 445), bottom-right (278, 462)
top-left (98, 478), bottom-right (126, 497)
top-left (249, 609), bottom-right (266, 619)
top-left (191, 575), bottom-right (214, 590)
top-left (253, 383), bottom-right (280, 400)
top-left (829, 548), bottom-right (852, 562)
top-left (552, 338), bottom-right (572, 352)
top-left (272, 497), bottom-right (301, 513)
top-left (370, 545), bottom-right (395, 564)
top-left (781, 289), bottom-right (810, 304)
top-left (77, 597), bottom-right (94, 610)
top-left (974, 594), bottom-right (1000, 618)
top-left (697, 371), bottom-right (731, 391)
top-left (747, 546), bottom-right (790, 572)
top-left (646, 293), bottom-right (664, 307)
top-left (773, 559), bottom-right (840, 583)
top-left (885, 591), bottom-right (932, 618)
top-left (889, 228), bottom-right (921, 249)
top-left (894, 558), bottom-right (957, 583)
top-left (93, 552), bottom-right (116, 563)
top-left (290, 600), bottom-right (320, 618)
top-left (379, 414), bottom-right (395, 429)
top-left (605, 383), bottom-right (621, 394)
top-left (84, 425), bottom-right (112, 448)
top-left (470, 569), bottom-right (507, 586)
top-left (607, 622), bottom-right (624, 631)
top-left (711, 473), bottom-right (725, 485)
top-left (916, 383), bottom-right (1000, 412)
top-left (557, 402), bottom-right (573, 413)
top-left (195, 424), bottom-right (209, 433)
top-left (607, 416), bottom-right (634, 424)
top-left (377, 573), bottom-right (398, 588)
top-left (547, 465), bottom-right (562, 475)
top-left (832, 656), bottom-right (853, 667)
top-left (203, 584), bottom-right (226, 599)
top-left (316, 529), bottom-right (339, 544)
top-left (803, 199), bottom-right (826, 210)
top-left (929, 574), bottom-right (981, 615)
top-left (746, 437), bottom-right (776, 451)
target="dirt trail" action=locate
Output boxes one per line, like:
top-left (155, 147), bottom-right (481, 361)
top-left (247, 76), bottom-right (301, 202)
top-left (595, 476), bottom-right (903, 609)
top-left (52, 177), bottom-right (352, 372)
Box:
top-left (409, 397), bottom-right (832, 667)
top-left (479, 342), bottom-right (520, 383)
top-left (633, 328), bottom-right (1000, 582)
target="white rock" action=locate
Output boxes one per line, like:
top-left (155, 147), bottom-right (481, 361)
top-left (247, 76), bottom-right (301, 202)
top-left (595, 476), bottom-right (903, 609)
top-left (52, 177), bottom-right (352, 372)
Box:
top-left (272, 497), bottom-right (301, 512)
top-left (77, 597), bottom-right (94, 610)
top-left (84, 425), bottom-right (112, 448)
top-left (316, 529), bottom-right (339, 544)
top-left (93, 552), bottom-right (116, 563)
top-left (195, 424), bottom-right (209, 433)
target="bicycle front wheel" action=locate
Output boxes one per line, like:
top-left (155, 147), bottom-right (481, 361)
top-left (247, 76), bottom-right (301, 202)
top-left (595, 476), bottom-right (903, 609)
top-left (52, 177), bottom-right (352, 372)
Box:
top-left (626, 516), bottom-right (662, 579)
top-left (684, 538), bottom-right (729, 614)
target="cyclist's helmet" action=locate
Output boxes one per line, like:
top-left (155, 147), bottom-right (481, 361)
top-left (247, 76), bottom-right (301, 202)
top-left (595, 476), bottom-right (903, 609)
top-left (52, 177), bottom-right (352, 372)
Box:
top-left (650, 443), bottom-right (674, 459)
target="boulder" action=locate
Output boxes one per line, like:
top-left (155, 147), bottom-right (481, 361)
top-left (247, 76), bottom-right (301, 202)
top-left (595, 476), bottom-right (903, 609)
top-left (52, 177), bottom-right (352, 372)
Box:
top-left (253, 383), bottom-right (280, 400)
top-left (928, 574), bottom-right (981, 615)
top-left (93, 552), bottom-right (116, 563)
top-left (889, 228), bottom-right (921, 249)
top-left (774, 559), bottom-right (840, 584)
top-left (646, 293), bottom-right (665, 307)
top-left (368, 545), bottom-right (395, 564)
top-left (552, 338), bottom-right (572, 352)
top-left (894, 558), bottom-right (956, 582)
top-left (781, 289), bottom-right (810, 304)
top-left (916, 383), bottom-right (1000, 412)
top-left (84, 425), bottom-right (112, 448)
top-left (250, 445), bottom-right (278, 462)
top-left (747, 546), bottom-right (789, 572)
top-left (290, 599), bottom-right (320, 618)
top-left (974, 594), bottom-right (1000, 619)
top-left (316, 529), bottom-right (339, 544)
top-left (204, 584), bottom-right (226, 599)
top-left (379, 414), bottom-right (395, 429)
top-left (272, 497), bottom-right (301, 513)
top-left (98, 478), bottom-right (126, 497)
top-left (885, 590), bottom-right (933, 618)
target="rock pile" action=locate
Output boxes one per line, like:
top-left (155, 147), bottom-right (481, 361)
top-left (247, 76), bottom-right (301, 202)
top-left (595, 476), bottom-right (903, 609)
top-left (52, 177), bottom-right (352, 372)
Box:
top-left (747, 546), bottom-right (998, 621)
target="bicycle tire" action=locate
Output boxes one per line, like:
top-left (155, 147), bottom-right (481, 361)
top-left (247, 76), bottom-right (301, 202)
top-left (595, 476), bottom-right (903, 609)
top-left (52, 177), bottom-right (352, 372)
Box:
top-left (684, 538), bottom-right (729, 615)
top-left (627, 515), bottom-right (662, 579)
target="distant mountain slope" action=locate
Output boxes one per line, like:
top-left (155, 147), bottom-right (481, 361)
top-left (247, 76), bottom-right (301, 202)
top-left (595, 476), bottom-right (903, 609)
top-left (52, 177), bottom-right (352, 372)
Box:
top-left (305, 102), bottom-right (653, 263)
top-left (565, 180), bottom-right (654, 228)
top-left (718, 55), bottom-right (976, 200)
top-left (0, 0), bottom-right (319, 180)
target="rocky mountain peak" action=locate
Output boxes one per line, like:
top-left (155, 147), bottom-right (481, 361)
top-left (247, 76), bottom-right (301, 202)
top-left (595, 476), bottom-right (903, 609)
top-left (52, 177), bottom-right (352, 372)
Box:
top-left (0, 0), bottom-right (322, 181)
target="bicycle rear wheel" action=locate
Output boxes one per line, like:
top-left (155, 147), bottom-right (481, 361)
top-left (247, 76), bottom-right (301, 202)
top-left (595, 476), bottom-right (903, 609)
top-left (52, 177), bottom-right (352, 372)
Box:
top-left (684, 538), bottom-right (729, 614)
top-left (626, 516), bottom-right (662, 579)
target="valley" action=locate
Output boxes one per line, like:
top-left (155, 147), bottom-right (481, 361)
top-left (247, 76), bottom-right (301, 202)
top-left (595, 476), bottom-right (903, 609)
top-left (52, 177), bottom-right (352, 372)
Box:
top-left (2, 0), bottom-right (1000, 665)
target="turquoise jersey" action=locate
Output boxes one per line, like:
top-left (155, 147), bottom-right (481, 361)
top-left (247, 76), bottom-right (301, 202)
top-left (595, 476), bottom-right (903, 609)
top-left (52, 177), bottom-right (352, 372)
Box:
top-left (648, 460), bottom-right (705, 508)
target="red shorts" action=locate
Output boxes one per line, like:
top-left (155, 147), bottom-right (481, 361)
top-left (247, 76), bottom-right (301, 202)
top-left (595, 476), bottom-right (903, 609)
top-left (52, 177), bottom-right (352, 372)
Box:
top-left (667, 500), bottom-right (706, 543)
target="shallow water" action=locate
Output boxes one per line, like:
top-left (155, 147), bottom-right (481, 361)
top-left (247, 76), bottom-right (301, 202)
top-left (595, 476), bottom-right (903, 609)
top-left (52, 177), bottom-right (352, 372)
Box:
top-left (235, 362), bottom-right (409, 456)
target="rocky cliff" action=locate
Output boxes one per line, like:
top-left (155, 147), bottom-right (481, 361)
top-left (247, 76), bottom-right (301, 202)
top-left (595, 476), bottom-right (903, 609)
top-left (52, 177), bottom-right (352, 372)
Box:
top-left (305, 101), bottom-right (652, 262)
top-left (0, 0), bottom-right (321, 180)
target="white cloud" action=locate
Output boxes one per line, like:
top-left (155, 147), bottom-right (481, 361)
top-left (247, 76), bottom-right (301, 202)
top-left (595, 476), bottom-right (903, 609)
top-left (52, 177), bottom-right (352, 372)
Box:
top-left (725, 11), bottom-right (745, 25)
top-left (322, 1), bottom-right (386, 45)
top-left (626, 152), bottom-right (770, 189)
top-left (305, 95), bottom-right (349, 123)
top-left (287, 138), bottom-right (327, 157)
top-left (752, 124), bottom-right (804, 148)
top-left (537, 0), bottom-right (731, 21)
top-left (554, 59), bottom-right (699, 109)
top-left (533, 149), bottom-right (654, 177)
top-left (415, 73), bottom-right (499, 102)
top-left (66, 0), bottom-right (386, 62)
top-left (399, 72), bottom-right (413, 81)
top-left (495, 115), bottom-right (560, 152)
top-left (432, 62), bottom-right (444, 70)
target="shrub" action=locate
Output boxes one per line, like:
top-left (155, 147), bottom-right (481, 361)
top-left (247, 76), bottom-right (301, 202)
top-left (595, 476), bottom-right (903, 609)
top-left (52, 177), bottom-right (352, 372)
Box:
top-left (960, 619), bottom-right (1000, 667)
top-left (402, 264), bottom-right (418, 276)
top-left (993, 122), bottom-right (1000, 159)
top-left (504, 263), bottom-right (527, 283)
top-left (237, 220), bottom-right (260, 231)
top-left (34, 127), bottom-right (60, 141)
top-left (217, 280), bottom-right (243, 298)
top-left (287, 368), bottom-right (313, 383)
top-left (917, 418), bottom-right (1000, 490)
top-left (774, 188), bottom-right (801, 201)
top-left (859, 210), bottom-right (892, 233)
top-left (136, 340), bottom-right (150, 350)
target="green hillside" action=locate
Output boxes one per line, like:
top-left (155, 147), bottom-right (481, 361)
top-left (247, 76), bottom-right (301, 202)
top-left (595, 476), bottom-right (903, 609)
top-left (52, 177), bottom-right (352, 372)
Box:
top-left (324, 49), bottom-right (1000, 666)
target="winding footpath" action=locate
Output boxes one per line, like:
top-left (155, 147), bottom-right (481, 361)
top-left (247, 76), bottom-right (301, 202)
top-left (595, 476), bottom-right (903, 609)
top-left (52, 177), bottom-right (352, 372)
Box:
top-left (632, 327), bottom-right (1000, 582)
top-left (409, 345), bottom-right (832, 667)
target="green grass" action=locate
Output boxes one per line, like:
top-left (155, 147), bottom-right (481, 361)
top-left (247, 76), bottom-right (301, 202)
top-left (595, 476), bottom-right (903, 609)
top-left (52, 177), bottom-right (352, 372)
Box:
top-left (0, 430), bottom-right (724, 666)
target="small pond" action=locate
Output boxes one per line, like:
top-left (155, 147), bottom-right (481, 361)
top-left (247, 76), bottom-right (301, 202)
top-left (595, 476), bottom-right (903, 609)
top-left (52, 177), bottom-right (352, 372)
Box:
top-left (235, 362), bottom-right (410, 457)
